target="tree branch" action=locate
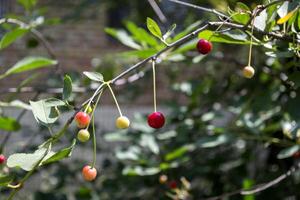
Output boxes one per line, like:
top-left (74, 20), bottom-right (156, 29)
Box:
top-left (164, 0), bottom-right (228, 19)
top-left (205, 162), bottom-right (300, 200)
top-left (148, 0), bottom-right (167, 23)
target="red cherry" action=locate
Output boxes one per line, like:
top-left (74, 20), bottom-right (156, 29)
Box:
top-left (75, 112), bottom-right (90, 128)
top-left (293, 151), bottom-right (300, 158)
top-left (168, 180), bottom-right (177, 189)
top-left (148, 112), bottom-right (165, 129)
top-left (82, 165), bottom-right (97, 181)
top-left (0, 154), bottom-right (6, 164)
top-left (196, 39), bottom-right (212, 54)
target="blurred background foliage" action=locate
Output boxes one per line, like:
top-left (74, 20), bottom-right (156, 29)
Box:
top-left (0, 0), bottom-right (300, 199)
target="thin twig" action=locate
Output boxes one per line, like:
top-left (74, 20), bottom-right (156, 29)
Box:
top-left (148, 0), bottom-right (167, 23)
top-left (165, 0), bottom-right (228, 19)
top-left (205, 162), bottom-right (300, 200)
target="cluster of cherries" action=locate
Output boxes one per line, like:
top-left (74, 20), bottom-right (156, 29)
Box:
top-left (74, 107), bottom-right (165, 181)
top-left (196, 38), bottom-right (255, 78)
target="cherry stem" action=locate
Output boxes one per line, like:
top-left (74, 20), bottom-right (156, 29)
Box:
top-left (91, 115), bottom-right (96, 168)
top-left (152, 59), bottom-right (157, 112)
top-left (208, 13), bottom-right (237, 41)
top-left (86, 90), bottom-right (103, 131)
top-left (248, 11), bottom-right (258, 67)
top-left (106, 81), bottom-right (123, 117)
top-left (84, 83), bottom-right (105, 113)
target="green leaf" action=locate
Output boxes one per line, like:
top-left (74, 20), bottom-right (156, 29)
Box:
top-left (17, 0), bottom-right (37, 11)
top-left (198, 30), bottom-right (252, 45)
top-left (0, 174), bottom-right (14, 186)
top-left (0, 100), bottom-right (31, 110)
top-left (277, 1), bottom-right (289, 18)
top-left (7, 147), bottom-right (49, 171)
top-left (0, 27), bottom-right (29, 49)
top-left (0, 117), bottom-right (21, 131)
top-left (146, 17), bottom-right (162, 39)
top-left (197, 134), bottom-right (231, 148)
top-left (236, 2), bottom-right (250, 12)
top-left (0, 57), bottom-right (57, 79)
top-left (165, 145), bottom-right (195, 161)
top-left (120, 49), bottom-right (158, 59)
top-left (277, 8), bottom-right (298, 24)
top-left (254, 10), bottom-right (268, 31)
top-left (30, 99), bottom-right (60, 126)
top-left (83, 71), bottom-right (104, 82)
top-left (125, 21), bottom-right (158, 47)
top-left (63, 75), bottom-right (72, 100)
top-left (116, 146), bottom-right (141, 161)
top-left (163, 24), bottom-right (176, 40)
top-left (122, 166), bottom-right (160, 176)
top-left (277, 145), bottom-right (300, 159)
top-left (105, 28), bottom-right (142, 49)
top-left (42, 140), bottom-right (76, 165)
top-left (43, 98), bottom-right (66, 107)
top-left (232, 13), bottom-right (251, 25)
top-left (139, 134), bottom-right (159, 154)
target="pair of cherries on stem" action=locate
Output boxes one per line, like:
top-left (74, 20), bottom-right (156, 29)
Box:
top-left (196, 38), bottom-right (255, 78)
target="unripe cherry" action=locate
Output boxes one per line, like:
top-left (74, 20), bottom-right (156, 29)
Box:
top-left (0, 154), bottom-right (6, 164)
top-left (75, 111), bottom-right (90, 128)
top-left (77, 129), bottom-right (90, 142)
top-left (243, 66), bottom-right (255, 79)
top-left (82, 165), bottom-right (97, 181)
top-left (148, 112), bottom-right (165, 129)
top-left (84, 105), bottom-right (93, 114)
top-left (196, 39), bottom-right (212, 54)
top-left (159, 174), bottom-right (168, 184)
top-left (116, 116), bottom-right (130, 129)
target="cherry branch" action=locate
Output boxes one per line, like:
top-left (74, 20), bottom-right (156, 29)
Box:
top-left (165, 0), bottom-right (228, 19)
top-left (205, 162), bottom-right (300, 200)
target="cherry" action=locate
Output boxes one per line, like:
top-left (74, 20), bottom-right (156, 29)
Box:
top-left (196, 39), bottom-right (212, 54)
top-left (148, 112), bottom-right (165, 129)
top-left (75, 111), bottom-right (90, 128)
top-left (243, 66), bottom-right (255, 79)
top-left (82, 165), bottom-right (97, 181)
top-left (168, 180), bottom-right (177, 189)
top-left (77, 129), bottom-right (90, 142)
top-left (293, 151), bottom-right (300, 158)
top-left (116, 116), bottom-right (130, 129)
top-left (84, 105), bottom-right (93, 114)
top-left (159, 174), bottom-right (168, 184)
top-left (0, 154), bottom-right (6, 164)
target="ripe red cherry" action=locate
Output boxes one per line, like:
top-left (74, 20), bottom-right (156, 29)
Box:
top-left (293, 151), bottom-right (300, 158)
top-left (168, 180), bottom-right (177, 189)
top-left (148, 112), bottom-right (165, 129)
top-left (0, 154), bottom-right (6, 164)
top-left (75, 111), bottom-right (90, 128)
top-left (82, 165), bottom-right (97, 181)
top-left (196, 39), bottom-right (212, 54)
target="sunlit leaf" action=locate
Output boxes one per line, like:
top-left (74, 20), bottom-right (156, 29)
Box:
top-left (277, 8), bottom-right (298, 24)
top-left (0, 57), bottom-right (57, 79)
top-left (0, 27), bottom-right (29, 49)
top-left (83, 71), bottom-right (104, 82)
top-left (0, 117), bottom-right (21, 131)
top-left (277, 145), bottom-right (300, 159)
top-left (146, 17), bottom-right (162, 39)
